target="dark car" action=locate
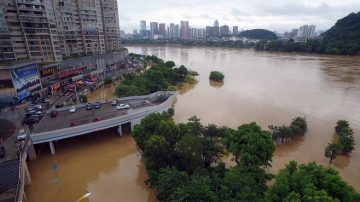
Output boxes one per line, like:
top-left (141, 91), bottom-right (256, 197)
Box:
top-left (86, 103), bottom-right (93, 110)
top-left (22, 116), bottom-right (40, 125)
top-left (93, 102), bottom-right (101, 109)
top-left (50, 110), bottom-right (58, 118)
top-left (55, 103), bottom-right (64, 108)
top-left (93, 117), bottom-right (102, 122)
top-left (0, 146), bottom-right (5, 159)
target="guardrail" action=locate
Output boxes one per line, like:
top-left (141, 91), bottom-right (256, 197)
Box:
top-left (31, 91), bottom-right (176, 144)
top-left (14, 136), bottom-right (32, 202)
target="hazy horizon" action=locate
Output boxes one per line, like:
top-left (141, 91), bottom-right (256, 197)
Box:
top-left (117, 0), bottom-right (360, 33)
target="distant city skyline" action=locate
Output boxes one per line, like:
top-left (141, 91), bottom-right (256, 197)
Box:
top-left (117, 0), bottom-right (360, 33)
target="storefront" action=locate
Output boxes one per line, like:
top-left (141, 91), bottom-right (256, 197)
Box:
top-left (39, 64), bottom-right (59, 96)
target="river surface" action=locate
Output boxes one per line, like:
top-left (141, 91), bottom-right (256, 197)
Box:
top-left (25, 45), bottom-right (360, 201)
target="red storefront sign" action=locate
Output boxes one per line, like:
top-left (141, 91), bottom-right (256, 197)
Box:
top-left (58, 68), bottom-right (83, 78)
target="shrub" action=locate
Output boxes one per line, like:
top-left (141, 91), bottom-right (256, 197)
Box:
top-left (209, 71), bottom-right (224, 82)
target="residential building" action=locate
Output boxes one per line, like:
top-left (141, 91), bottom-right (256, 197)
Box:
top-left (180, 20), bottom-right (190, 39)
top-left (100, 0), bottom-right (121, 52)
top-left (190, 28), bottom-right (205, 39)
top-left (0, 0), bottom-right (62, 62)
top-left (167, 23), bottom-right (179, 39)
top-left (158, 23), bottom-right (166, 37)
top-left (52, 0), bottom-right (106, 57)
top-left (140, 20), bottom-right (146, 36)
top-left (150, 22), bottom-right (158, 38)
top-left (220, 25), bottom-right (230, 36)
top-left (0, 0), bottom-right (122, 62)
top-left (233, 26), bottom-right (239, 35)
top-left (205, 26), bottom-right (213, 37)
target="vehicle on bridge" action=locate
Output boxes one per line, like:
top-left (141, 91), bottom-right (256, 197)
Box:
top-left (69, 106), bottom-right (77, 113)
top-left (117, 104), bottom-right (130, 110)
top-left (94, 102), bottom-right (101, 109)
top-left (86, 103), bottom-right (93, 110)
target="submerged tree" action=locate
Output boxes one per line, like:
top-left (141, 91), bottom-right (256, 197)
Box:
top-left (335, 120), bottom-right (350, 136)
top-left (324, 142), bottom-right (341, 166)
top-left (290, 117), bottom-right (308, 135)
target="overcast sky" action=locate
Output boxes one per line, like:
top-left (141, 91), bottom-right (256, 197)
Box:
top-left (117, 0), bottom-right (360, 33)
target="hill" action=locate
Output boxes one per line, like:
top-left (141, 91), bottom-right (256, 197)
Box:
top-left (238, 29), bottom-right (278, 40)
top-left (320, 12), bottom-right (360, 55)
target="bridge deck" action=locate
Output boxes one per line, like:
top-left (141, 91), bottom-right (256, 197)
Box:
top-left (32, 97), bottom-right (158, 134)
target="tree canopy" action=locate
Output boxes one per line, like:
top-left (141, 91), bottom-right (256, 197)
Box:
top-left (238, 29), bottom-right (278, 40)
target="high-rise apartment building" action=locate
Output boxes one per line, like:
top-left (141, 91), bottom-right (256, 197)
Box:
top-left (167, 23), bottom-right (180, 39)
top-left (190, 28), bottom-right (205, 39)
top-left (140, 20), bottom-right (146, 36)
top-left (0, 0), bottom-right (62, 62)
top-left (158, 23), bottom-right (166, 37)
top-left (233, 26), bottom-right (239, 35)
top-left (150, 22), bottom-right (158, 38)
top-left (180, 20), bottom-right (190, 39)
top-left (100, 0), bottom-right (121, 52)
top-left (0, 0), bottom-right (121, 62)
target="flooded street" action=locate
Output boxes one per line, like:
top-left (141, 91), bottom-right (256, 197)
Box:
top-left (25, 45), bottom-right (360, 201)
top-left (25, 131), bottom-right (156, 202)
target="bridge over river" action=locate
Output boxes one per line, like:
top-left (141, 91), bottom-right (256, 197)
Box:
top-left (30, 91), bottom-right (176, 154)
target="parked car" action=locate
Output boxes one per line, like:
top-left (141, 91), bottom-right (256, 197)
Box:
top-left (111, 100), bottom-right (117, 106)
top-left (17, 129), bottom-right (27, 142)
top-left (93, 117), bottom-right (102, 122)
top-left (50, 110), bottom-right (58, 118)
top-left (55, 103), bottom-right (64, 108)
top-left (116, 104), bottom-right (130, 110)
top-left (86, 103), bottom-right (93, 110)
top-left (94, 102), bottom-right (101, 109)
top-left (22, 116), bottom-right (40, 125)
top-left (69, 106), bottom-right (77, 113)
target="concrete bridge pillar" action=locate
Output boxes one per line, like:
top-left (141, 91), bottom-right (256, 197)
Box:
top-left (49, 141), bottom-right (55, 155)
top-left (117, 125), bottom-right (123, 136)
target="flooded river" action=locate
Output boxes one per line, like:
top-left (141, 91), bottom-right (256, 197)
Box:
top-left (25, 45), bottom-right (360, 201)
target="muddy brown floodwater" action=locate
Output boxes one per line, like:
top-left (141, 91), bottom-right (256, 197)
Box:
top-left (25, 45), bottom-right (360, 201)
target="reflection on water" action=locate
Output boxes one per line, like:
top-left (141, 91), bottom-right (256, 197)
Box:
top-left (127, 45), bottom-right (360, 191)
top-left (209, 80), bottom-right (224, 88)
top-left (25, 130), bottom-right (156, 202)
top-left (177, 82), bottom-right (198, 95)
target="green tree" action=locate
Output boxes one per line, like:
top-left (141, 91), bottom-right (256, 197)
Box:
top-left (324, 142), bottom-right (341, 166)
top-left (265, 161), bottom-right (360, 202)
top-left (175, 134), bottom-right (204, 174)
top-left (290, 117), bottom-right (308, 135)
top-left (339, 134), bottom-right (355, 154)
top-left (153, 167), bottom-right (189, 201)
top-left (144, 135), bottom-right (172, 170)
top-left (171, 172), bottom-right (217, 202)
top-left (165, 61), bottom-right (176, 68)
top-left (274, 125), bottom-right (293, 143)
top-left (224, 122), bottom-right (275, 167)
top-left (186, 116), bottom-right (203, 136)
top-left (335, 120), bottom-right (350, 136)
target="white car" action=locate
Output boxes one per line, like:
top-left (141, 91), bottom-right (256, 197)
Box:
top-left (116, 104), bottom-right (130, 110)
top-left (17, 129), bottom-right (27, 142)
top-left (111, 100), bottom-right (117, 106)
top-left (69, 105), bottom-right (77, 113)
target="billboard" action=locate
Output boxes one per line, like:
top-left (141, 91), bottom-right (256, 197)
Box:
top-left (11, 63), bottom-right (41, 100)
top-left (39, 66), bottom-right (57, 78)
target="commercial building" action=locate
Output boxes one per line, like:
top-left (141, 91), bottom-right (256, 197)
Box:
top-left (0, 0), bottom-right (121, 63)
top-left (0, 50), bottom-right (129, 106)
top-left (220, 25), bottom-right (230, 36)
top-left (233, 26), bottom-right (239, 35)
top-left (295, 25), bottom-right (316, 42)
top-left (180, 20), bottom-right (190, 39)
top-left (158, 23), bottom-right (166, 37)
top-left (150, 22), bottom-right (158, 38)
top-left (140, 20), bottom-right (146, 36)
top-left (213, 20), bottom-right (219, 37)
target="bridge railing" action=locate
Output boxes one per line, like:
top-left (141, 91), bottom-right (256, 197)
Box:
top-left (14, 136), bottom-right (31, 202)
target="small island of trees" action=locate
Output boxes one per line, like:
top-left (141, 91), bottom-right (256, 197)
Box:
top-left (209, 71), bottom-right (225, 82)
